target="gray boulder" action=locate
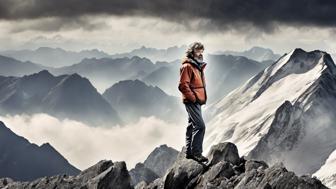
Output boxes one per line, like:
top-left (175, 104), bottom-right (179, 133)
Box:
top-left (0, 160), bottom-right (132, 189)
top-left (157, 142), bottom-right (327, 189)
top-left (207, 142), bottom-right (241, 166)
top-left (234, 162), bottom-right (328, 189)
top-left (163, 145), bottom-right (205, 189)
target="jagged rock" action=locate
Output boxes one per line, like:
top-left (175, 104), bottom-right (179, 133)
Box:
top-left (0, 178), bottom-right (14, 188)
top-left (234, 162), bottom-right (328, 189)
top-left (159, 142), bottom-right (328, 189)
top-left (207, 142), bottom-right (241, 166)
top-left (129, 144), bottom-right (178, 187)
top-left (143, 144), bottom-right (179, 177)
top-left (144, 178), bottom-right (164, 189)
top-left (163, 146), bottom-right (205, 189)
top-left (134, 177), bottom-right (164, 189)
top-left (195, 160), bottom-right (235, 188)
top-left (244, 159), bottom-right (268, 172)
top-left (134, 181), bottom-right (148, 189)
top-left (129, 163), bottom-right (159, 186)
top-left (0, 160), bottom-right (132, 189)
top-left (0, 142), bottom-right (328, 189)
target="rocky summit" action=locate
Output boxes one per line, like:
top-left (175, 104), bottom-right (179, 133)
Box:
top-left (1, 142), bottom-right (326, 189)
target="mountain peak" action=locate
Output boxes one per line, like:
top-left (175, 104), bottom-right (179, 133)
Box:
top-left (37, 69), bottom-right (53, 76)
top-left (68, 72), bottom-right (82, 79)
top-left (40, 142), bottom-right (52, 148)
top-left (268, 49), bottom-right (334, 78)
top-left (250, 46), bottom-right (273, 52)
top-left (0, 121), bottom-right (6, 130)
top-left (248, 49), bottom-right (336, 101)
top-left (21, 69), bottom-right (54, 81)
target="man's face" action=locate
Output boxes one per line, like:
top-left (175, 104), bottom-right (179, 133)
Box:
top-left (194, 48), bottom-right (204, 58)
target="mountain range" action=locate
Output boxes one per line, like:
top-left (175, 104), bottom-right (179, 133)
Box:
top-left (203, 48), bottom-right (336, 180)
top-left (102, 79), bottom-right (184, 124)
top-left (110, 45), bottom-right (188, 63)
top-left (0, 55), bottom-right (49, 77)
top-left (0, 70), bottom-right (122, 126)
top-left (0, 46), bottom-right (335, 188)
top-left (0, 46), bottom-right (280, 104)
top-left (215, 46), bottom-right (281, 62)
top-left (141, 54), bottom-right (273, 105)
top-left (0, 45), bottom-right (187, 68)
top-left (0, 47), bottom-right (110, 68)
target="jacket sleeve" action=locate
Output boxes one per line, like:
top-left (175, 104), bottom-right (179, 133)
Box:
top-left (178, 64), bottom-right (196, 103)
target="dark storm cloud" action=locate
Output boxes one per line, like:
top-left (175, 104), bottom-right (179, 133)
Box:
top-left (1, 0), bottom-right (336, 32)
top-left (9, 17), bottom-right (108, 33)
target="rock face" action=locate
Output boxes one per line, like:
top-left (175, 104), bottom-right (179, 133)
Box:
top-left (0, 160), bottom-right (132, 189)
top-left (129, 144), bottom-right (179, 187)
top-left (143, 144), bottom-right (179, 177)
top-left (129, 163), bottom-right (159, 186)
top-left (136, 142), bottom-right (328, 189)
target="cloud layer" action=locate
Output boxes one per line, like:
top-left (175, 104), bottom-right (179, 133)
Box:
top-left (0, 113), bottom-right (186, 171)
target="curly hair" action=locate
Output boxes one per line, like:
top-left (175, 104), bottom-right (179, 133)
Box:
top-left (185, 42), bottom-right (205, 59)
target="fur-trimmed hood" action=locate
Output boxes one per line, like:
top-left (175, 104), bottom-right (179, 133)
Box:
top-left (181, 56), bottom-right (207, 71)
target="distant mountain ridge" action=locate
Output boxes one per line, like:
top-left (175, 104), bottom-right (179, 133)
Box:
top-left (0, 47), bottom-right (110, 68)
top-left (0, 70), bottom-right (122, 126)
top-left (0, 54), bottom-right (48, 77)
top-left (110, 45), bottom-right (188, 63)
top-left (0, 121), bottom-right (80, 181)
top-left (0, 45), bottom-right (187, 68)
top-left (102, 79), bottom-right (184, 124)
top-left (216, 46), bottom-right (281, 62)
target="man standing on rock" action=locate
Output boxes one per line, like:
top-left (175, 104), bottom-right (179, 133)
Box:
top-left (178, 42), bottom-right (208, 163)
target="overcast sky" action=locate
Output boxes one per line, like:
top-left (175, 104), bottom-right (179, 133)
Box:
top-left (1, 0), bottom-right (336, 55)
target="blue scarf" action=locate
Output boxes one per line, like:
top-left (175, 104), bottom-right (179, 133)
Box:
top-left (190, 56), bottom-right (206, 71)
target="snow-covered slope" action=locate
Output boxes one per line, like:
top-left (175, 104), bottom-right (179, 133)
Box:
top-left (203, 48), bottom-right (336, 176)
top-left (314, 149), bottom-right (336, 188)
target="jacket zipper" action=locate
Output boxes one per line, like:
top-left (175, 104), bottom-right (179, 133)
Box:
top-left (200, 69), bottom-right (207, 103)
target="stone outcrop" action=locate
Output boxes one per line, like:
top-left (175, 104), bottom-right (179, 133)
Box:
top-left (0, 160), bottom-right (132, 189)
top-left (136, 142), bottom-right (328, 189)
top-left (0, 142), bottom-right (328, 189)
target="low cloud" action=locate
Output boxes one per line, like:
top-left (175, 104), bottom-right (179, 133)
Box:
top-left (0, 113), bottom-right (185, 171)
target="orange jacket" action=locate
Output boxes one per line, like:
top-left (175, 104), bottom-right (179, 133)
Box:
top-left (178, 56), bottom-right (207, 105)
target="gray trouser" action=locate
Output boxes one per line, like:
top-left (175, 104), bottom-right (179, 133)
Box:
top-left (184, 101), bottom-right (206, 155)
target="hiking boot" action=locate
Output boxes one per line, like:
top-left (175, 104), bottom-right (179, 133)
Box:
top-left (185, 151), bottom-right (194, 159)
top-left (191, 153), bottom-right (208, 162)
